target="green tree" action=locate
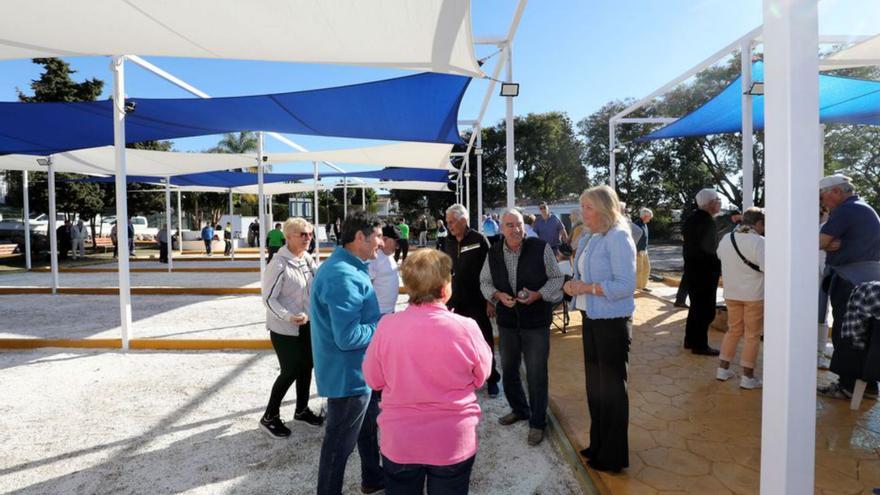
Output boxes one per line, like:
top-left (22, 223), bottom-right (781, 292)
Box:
top-left (4, 58), bottom-right (106, 249)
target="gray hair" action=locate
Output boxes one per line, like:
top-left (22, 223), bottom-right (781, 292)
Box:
top-left (445, 204), bottom-right (469, 222)
top-left (695, 188), bottom-right (719, 208)
top-left (823, 182), bottom-right (855, 195)
top-left (639, 207), bottom-right (653, 217)
top-left (500, 207), bottom-right (523, 222)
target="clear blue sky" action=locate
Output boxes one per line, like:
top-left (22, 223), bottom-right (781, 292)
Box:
top-left (0, 0), bottom-right (878, 174)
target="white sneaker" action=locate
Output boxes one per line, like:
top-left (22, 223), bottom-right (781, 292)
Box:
top-left (740, 376), bottom-right (762, 389)
top-left (817, 354), bottom-right (831, 370)
top-left (716, 368), bottom-right (736, 381)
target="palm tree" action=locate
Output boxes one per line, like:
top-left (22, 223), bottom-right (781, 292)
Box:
top-left (208, 132), bottom-right (265, 172)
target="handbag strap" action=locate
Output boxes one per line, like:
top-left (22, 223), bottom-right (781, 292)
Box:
top-left (729, 231), bottom-right (762, 273)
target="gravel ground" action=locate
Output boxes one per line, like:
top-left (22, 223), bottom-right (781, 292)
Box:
top-left (0, 295), bottom-right (267, 339)
top-left (0, 271), bottom-right (259, 288)
top-left (0, 294), bottom-right (413, 340)
top-left (0, 350), bottom-right (582, 494)
top-left (90, 261), bottom-right (261, 269)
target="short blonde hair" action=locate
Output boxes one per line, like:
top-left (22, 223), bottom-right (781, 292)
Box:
top-left (283, 217), bottom-right (313, 236)
top-left (579, 185), bottom-right (624, 234)
top-left (400, 249), bottom-right (452, 305)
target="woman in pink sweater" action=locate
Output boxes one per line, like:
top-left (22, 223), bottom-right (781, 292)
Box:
top-left (363, 248), bottom-right (492, 494)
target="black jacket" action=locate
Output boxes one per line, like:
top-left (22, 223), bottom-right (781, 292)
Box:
top-left (682, 209), bottom-right (720, 275)
top-left (445, 228), bottom-right (490, 312)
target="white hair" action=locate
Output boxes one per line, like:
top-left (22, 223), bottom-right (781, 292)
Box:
top-left (639, 207), bottom-right (653, 217)
top-left (446, 204), bottom-right (469, 222)
top-left (501, 207), bottom-right (523, 222)
top-left (695, 188), bottom-right (719, 208)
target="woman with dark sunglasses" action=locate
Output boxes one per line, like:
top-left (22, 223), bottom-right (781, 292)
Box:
top-left (260, 217), bottom-right (324, 438)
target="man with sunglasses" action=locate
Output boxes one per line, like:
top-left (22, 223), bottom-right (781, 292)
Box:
top-left (533, 202), bottom-right (568, 256)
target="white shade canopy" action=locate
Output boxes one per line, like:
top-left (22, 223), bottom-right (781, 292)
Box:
top-left (153, 181), bottom-right (449, 195)
top-left (267, 143), bottom-right (454, 170)
top-left (0, 0), bottom-right (482, 77)
top-left (824, 34), bottom-right (880, 68)
top-left (0, 142), bottom-right (455, 176)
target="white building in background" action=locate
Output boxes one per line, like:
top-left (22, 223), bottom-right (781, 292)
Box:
top-left (0, 174), bottom-right (7, 204)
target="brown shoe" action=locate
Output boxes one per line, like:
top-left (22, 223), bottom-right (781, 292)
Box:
top-left (498, 412), bottom-right (527, 426)
top-left (527, 428), bottom-right (544, 446)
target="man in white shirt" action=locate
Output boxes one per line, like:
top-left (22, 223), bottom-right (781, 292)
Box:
top-left (369, 225), bottom-right (402, 315)
top-left (715, 207), bottom-right (765, 390)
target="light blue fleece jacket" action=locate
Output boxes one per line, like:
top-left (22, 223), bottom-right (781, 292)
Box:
top-left (571, 223), bottom-right (636, 319)
top-left (310, 247), bottom-right (381, 398)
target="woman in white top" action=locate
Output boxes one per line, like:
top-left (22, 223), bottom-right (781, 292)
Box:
top-left (715, 207), bottom-right (765, 389)
top-left (260, 217), bottom-right (324, 438)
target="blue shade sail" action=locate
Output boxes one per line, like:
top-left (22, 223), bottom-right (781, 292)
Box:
top-left (0, 72), bottom-right (470, 155)
top-left (640, 62), bottom-right (880, 141)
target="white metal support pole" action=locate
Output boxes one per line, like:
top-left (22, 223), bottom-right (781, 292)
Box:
top-left (228, 189), bottom-right (235, 261)
top-left (313, 162), bottom-right (320, 259)
top-left (343, 178), bottom-right (348, 218)
top-left (177, 190), bottom-right (183, 255)
top-left (477, 128), bottom-right (484, 230)
top-left (22, 170), bottom-right (31, 270)
top-left (609, 121), bottom-right (617, 191)
top-left (362, 187), bottom-right (366, 210)
top-left (760, 1), bottom-right (819, 493)
top-left (267, 194), bottom-right (274, 232)
top-left (741, 40), bottom-right (755, 210)
top-left (257, 134), bottom-right (267, 279)
top-left (505, 42), bottom-right (516, 208)
top-left (111, 55), bottom-right (132, 350)
top-left (47, 161), bottom-right (59, 293)
top-left (165, 177), bottom-right (172, 273)
top-left (465, 156), bottom-right (471, 217)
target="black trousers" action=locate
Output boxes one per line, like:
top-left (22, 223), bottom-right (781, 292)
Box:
top-left (224, 239), bottom-right (232, 256)
top-left (158, 241), bottom-right (168, 263)
top-left (675, 271), bottom-right (688, 305)
top-left (828, 275), bottom-right (879, 393)
top-left (683, 268), bottom-right (719, 350)
top-left (394, 239), bottom-right (409, 262)
top-left (265, 326), bottom-right (314, 418)
top-left (267, 246), bottom-right (280, 262)
top-left (455, 306), bottom-right (500, 385)
top-left (582, 314), bottom-right (630, 470)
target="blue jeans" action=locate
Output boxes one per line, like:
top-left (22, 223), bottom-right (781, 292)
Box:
top-left (316, 392), bottom-right (383, 495)
top-left (498, 326), bottom-right (550, 429)
top-left (382, 455), bottom-right (475, 495)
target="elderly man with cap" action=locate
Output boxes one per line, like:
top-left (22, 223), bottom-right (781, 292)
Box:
top-left (445, 203), bottom-right (502, 398)
top-left (817, 174), bottom-right (880, 400)
top-left (682, 188), bottom-right (723, 355)
top-left (369, 224), bottom-right (402, 316)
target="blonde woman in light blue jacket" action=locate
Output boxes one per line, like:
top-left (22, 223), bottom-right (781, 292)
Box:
top-left (564, 185), bottom-right (636, 473)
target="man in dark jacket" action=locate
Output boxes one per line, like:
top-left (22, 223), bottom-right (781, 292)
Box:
top-left (445, 203), bottom-right (501, 397)
top-left (682, 189), bottom-right (723, 355)
top-left (56, 219), bottom-right (71, 261)
top-left (479, 207), bottom-right (564, 446)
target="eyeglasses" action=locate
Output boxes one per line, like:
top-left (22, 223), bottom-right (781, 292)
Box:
top-left (299, 232), bottom-right (314, 239)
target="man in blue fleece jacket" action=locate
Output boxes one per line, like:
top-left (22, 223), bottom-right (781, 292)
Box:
top-left (311, 211), bottom-right (385, 495)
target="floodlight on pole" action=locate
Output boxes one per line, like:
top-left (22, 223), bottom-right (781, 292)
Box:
top-left (500, 83), bottom-right (520, 97)
top-left (746, 81), bottom-right (765, 95)
top-left (36, 157), bottom-right (51, 167)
